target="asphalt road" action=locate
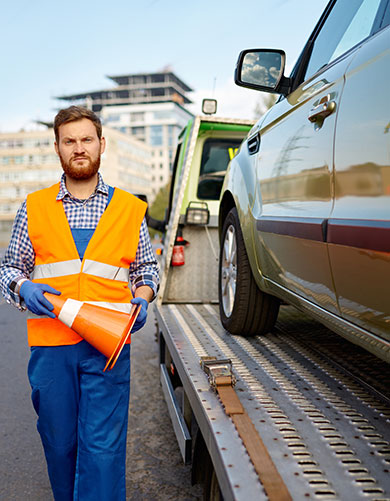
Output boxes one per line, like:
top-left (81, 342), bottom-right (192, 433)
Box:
top-left (0, 302), bottom-right (202, 501)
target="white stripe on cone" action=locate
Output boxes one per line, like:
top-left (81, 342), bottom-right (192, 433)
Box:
top-left (58, 298), bottom-right (83, 328)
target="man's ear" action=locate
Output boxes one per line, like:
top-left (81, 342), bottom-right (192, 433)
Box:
top-left (100, 136), bottom-right (106, 154)
top-left (54, 142), bottom-right (59, 156)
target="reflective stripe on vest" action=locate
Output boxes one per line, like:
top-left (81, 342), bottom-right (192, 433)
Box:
top-left (83, 259), bottom-right (129, 282)
top-left (31, 259), bottom-right (129, 283)
top-left (31, 259), bottom-right (82, 279)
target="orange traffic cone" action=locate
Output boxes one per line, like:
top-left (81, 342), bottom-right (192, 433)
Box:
top-left (44, 293), bottom-right (140, 371)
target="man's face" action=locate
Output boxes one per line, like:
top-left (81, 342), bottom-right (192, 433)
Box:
top-left (55, 118), bottom-right (106, 180)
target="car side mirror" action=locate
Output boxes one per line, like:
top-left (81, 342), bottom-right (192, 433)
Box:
top-left (235, 49), bottom-right (290, 95)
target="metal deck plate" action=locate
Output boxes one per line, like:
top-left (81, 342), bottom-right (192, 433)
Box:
top-left (157, 303), bottom-right (390, 501)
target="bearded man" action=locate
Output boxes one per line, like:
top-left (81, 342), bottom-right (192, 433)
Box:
top-left (0, 106), bottom-right (160, 500)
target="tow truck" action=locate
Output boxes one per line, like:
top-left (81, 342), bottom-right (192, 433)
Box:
top-left (149, 101), bottom-right (390, 501)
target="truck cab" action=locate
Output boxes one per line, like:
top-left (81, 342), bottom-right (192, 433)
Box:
top-left (156, 114), bottom-right (254, 306)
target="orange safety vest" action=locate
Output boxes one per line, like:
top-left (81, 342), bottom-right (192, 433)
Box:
top-left (26, 183), bottom-right (147, 347)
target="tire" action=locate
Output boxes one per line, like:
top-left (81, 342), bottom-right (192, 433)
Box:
top-left (203, 466), bottom-right (223, 501)
top-left (218, 207), bottom-right (280, 336)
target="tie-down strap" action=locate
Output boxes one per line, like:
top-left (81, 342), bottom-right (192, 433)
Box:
top-left (201, 357), bottom-right (292, 501)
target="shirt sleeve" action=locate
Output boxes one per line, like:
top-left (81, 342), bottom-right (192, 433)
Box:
top-left (129, 218), bottom-right (160, 301)
top-left (0, 201), bottom-right (35, 309)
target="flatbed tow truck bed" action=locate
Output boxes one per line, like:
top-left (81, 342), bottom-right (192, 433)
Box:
top-left (151, 114), bottom-right (390, 500)
top-left (156, 302), bottom-right (390, 501)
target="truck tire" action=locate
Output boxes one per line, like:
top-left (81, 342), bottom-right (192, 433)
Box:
top-left (219, 207), bottom-right (279, 336)
top-left (204, 466), bottom-right (223, 501)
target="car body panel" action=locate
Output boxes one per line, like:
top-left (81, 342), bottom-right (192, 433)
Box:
top-left (220, 137), bottom-right (265, 284)
top-left (219, 0), bottom-right (390, 362)
top-left (330, 25), bottom-right (390, 339)
top-left (251, 54), bottom-right (358, 314)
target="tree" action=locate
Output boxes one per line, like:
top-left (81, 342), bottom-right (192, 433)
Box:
top-left (253, 92), bottom-right (278, 119)
top-left (148, 182), bottom-right (170, 239)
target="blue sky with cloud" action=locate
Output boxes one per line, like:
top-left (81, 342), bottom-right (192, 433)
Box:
top-left (1, 0), bottom-right (329, 131)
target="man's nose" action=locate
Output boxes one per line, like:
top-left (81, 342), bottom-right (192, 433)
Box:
top-left (74, 141), bottom-right (86, 154)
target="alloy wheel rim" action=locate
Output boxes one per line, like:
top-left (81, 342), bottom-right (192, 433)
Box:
top-left (221, 224), bottom-right (237, 317)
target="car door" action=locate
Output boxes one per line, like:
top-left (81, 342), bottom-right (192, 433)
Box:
top-left (329, 20), bottom-right (390, 340)
top-left (253, 0), bottom-right (384, 315)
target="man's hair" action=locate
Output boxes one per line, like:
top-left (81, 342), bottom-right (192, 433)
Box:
top-left (54, 106), bottom-right (102, 142)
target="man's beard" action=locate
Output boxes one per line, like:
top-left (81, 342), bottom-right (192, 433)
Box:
top-left (59, 153), bottom-right (101, 180)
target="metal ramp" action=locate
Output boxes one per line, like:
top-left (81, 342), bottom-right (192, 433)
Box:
top-left (156, 302), bottom-right (390, 501)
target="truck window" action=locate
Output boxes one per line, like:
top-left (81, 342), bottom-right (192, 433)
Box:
top-left (197, 138), bottom-right (242, 200)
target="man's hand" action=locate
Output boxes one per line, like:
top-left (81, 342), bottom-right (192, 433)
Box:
top-left (130, 297), bottom-right (149, 332)
top-left (19, 281), bottom-right (61, 318)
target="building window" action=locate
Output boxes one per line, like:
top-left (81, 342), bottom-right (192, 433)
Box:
top-left (105, 114), bottom-right (121, 123)
top-left (131, 126), bottom-right (145, 136)
top-left (116, 90), bottom-right (129, 99)
top-left (150, 126), bottom-right (163, 146)
top-left (151, 74), bottom-right (165, 83)
top-left (152, 88), bottom-right (165, 97)
top-left (130, 112), bottom-right (145, 122)
top-left (153, 110), bottom-right (171, 120)
top-left (132, 76), bottom-right (146, 84)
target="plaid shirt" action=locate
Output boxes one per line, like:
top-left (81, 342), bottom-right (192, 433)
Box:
top-left (0, 173), bottom-right (159, 309)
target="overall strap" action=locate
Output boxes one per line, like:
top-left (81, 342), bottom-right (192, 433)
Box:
top-left (73, 187), bottom-right (115, 260)
top-left (107, 186), bottom-right (115, 206)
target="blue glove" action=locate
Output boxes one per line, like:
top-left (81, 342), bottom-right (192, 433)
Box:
top-left (130, 297), bottom-right (149, 332)
top-left (19, 281), bottom-right (61, 319)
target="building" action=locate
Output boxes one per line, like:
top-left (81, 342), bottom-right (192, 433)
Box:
top-left (56, 70), bottom-right (193, 113)
top-left (101, 101), bottom-right (192, 196)
top-left (0, 127), bottom-right (152, 246)
top-left (57, 70), bottom-right (194, 198)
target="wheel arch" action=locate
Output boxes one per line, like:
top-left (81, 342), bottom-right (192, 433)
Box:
top-left (219, 190), bottom-right (270, 295)
top-left (219, 190), bottom-right (236, 242)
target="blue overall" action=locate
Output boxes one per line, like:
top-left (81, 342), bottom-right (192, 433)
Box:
top-left (27, 187), bottom-right (131, 500)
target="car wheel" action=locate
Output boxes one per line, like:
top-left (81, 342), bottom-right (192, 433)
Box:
top-left (219, 207), bottom-right (280, 336)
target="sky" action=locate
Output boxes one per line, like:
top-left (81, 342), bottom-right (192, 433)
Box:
top-left (1, 0), bottom-right (329, 132)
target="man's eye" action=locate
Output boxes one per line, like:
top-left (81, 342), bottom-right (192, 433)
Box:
top-left (84, 138), bottom-right (92, 142)
top-left (65, 140), bottom-right (73, 145)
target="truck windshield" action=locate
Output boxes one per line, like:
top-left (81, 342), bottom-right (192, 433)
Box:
top-left (197, 138), bottom-right (242, 200)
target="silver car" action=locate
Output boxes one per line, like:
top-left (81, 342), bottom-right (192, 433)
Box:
top-left (218, 0), bottom-right (390, 363)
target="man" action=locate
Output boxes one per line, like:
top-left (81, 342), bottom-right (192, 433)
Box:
top-left (0, 106), bottom-right (159, 500)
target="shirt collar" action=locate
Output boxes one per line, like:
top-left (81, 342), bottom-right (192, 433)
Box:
top-left (56, 172), bottom-right (109, 201)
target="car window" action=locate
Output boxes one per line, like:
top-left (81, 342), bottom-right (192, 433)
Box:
top-left (303, 0), bottom-right (383, 81)
top-left (197, 138), bottom-right (242, 200)
top-left (380, 0), bottom-right (390, 27)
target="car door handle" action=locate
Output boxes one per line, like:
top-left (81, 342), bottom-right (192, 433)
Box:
top-left (308, 95), bottom-right (336, 123)
top-left (247, 131), bottom-right (260, 154)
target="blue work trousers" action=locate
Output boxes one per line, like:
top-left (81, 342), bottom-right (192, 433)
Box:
top-left (27, 341), bottom-right (131, 501)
